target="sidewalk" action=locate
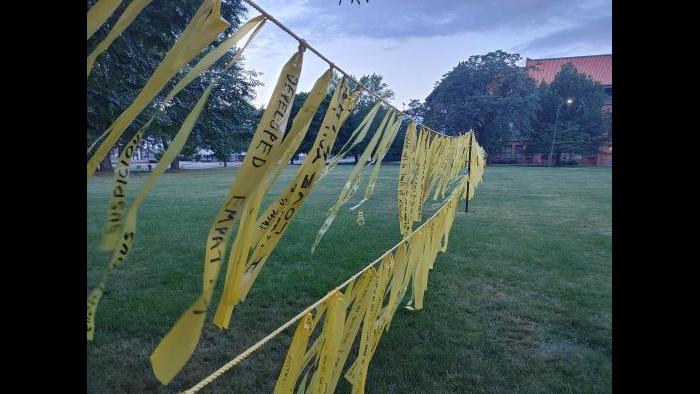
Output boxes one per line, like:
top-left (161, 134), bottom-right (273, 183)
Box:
top-left (121, 156), bottom-right (358, 172)
top-left (125, 161), bottom-right (242, 171)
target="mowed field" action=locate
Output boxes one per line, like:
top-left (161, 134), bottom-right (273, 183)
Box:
top-left (87, 164), bottom-right (612, 393)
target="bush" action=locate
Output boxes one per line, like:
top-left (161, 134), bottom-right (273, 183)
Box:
top-left (489, 159), bottom-right (518, 165)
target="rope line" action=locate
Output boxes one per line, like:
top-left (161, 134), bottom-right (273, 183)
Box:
top-left (183, 172), bottom-right (467, 393)
top-left (241, 0), bottom-right (449, 136)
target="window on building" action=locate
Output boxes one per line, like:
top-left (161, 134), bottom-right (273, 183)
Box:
top-left (515, 145), bottom-right (524, 160)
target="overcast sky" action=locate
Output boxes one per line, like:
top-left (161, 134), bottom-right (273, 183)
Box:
top-left (238, 0), bottom-right (612, 108)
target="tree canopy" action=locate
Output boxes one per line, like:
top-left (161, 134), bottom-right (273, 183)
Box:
top-left (285, 72), bottom-right (396, 164)
top-left (526, 64), bottom-right (611, 162)
top-left (87, 0), bottom-right (262, 169)
top-left (89, 0), bottom-right (609, 171)
top-left (421, 50), bottom-right (610, 163)
top-left (422, 50), bottom-right (539, 156)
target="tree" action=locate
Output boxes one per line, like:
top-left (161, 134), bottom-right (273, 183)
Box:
top-left (526, 64), bottom-right (610, 165)
top-left (405, 99), bottom-right (427, 120)
top-left (286, 91), bottom-right (332, 164)
top-left (339, 73), bottom-right (396, 163)
top-left (285, 73), bottom-right (396, 165)
top-left (423, 50), bottom-right (539, 158)
top-left (87, 0), bottom-right (261, 171)
top-left (380, 99), bottom-right (426, 162)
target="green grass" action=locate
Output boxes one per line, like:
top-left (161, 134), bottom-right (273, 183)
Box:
top-left (87, 164), bottom-right (611, 393)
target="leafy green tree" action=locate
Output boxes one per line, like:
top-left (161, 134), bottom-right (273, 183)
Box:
top-left (527, 64), bottom-right (610, 165)
top-left (286, 73), bottom-right (395, 164)
top-left (87, 0), bottom-right (261, 171)
top-left (340, 73), bottom-right (396, 163)
top-left (423, 50), bottom-right (539, 158)
top-left (286, 91), bottom-right (332, 164)
top-left (405, 99), bottom-right (427, 120)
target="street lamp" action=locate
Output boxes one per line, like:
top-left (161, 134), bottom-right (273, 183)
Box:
top-left (549, 98), bottom-right (574, 166)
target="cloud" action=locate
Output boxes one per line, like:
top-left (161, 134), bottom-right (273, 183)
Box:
top-left (253, 0), bottom-right (611, 41)
top-left (515, 15), bottom-right (612, 54)
top-left (243, 0), bottom-right (612, 107)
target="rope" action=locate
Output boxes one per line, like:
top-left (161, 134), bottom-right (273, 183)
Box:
top-left (182, 174), bottom-right (466, 393)
top-left (240, 0), bottom-right (450, 136)
top-left (182, 3), bottom-right (479, 390)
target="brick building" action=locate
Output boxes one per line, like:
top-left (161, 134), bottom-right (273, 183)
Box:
top-left (492, 54), bottom-right (612, 166)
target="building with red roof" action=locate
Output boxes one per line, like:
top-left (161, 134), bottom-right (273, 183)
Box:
top-left (527, 54), bottom-right (612, 113)
top-left (526, 54), bottom-right (612, 85)
top-left (492, 54), bottom-right (612, 166)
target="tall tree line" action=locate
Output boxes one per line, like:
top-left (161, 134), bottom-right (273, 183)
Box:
top-left (87, 0), bottom-right (262, 171)
top-left (414, 50), bottom-right (610, 163)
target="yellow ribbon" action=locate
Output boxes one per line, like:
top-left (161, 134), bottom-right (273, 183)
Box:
top-left (87, 0), bottom-right (123, 40)
top-left (87, 0), bottom-right (154, 77)
top-left (150, 49), bottom-right (304, 385)
top-left (87, 0), bottom-right (229, 178)
top-left (87, 83), bottom-right (214, 341)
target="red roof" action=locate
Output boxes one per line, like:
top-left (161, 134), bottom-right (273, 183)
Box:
top-left (526, 54), bottom-right (611, 85)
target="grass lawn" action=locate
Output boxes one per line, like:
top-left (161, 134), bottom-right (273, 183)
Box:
top-left (87, 164), bottom-right (612, 393)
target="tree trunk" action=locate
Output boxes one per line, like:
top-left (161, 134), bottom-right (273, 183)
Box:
top-left (555, 151), bottom-right (561, 166)
top-left (99, 155), bottom-right (113, 172)
top-left (353, 153), bottom-right (359, 164)
top-left (170, 156), bottom-right (180, 170)
top-left (223, 160), bottom-right (227, 167)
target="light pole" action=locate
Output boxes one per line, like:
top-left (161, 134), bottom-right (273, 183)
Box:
top-left (549, 98), bottom-right (573, 166)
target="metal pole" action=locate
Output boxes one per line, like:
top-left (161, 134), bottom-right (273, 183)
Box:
top-left (549, 102), bottom-right (562, 166)
top-left (465, 132), bottom-right (473, 213)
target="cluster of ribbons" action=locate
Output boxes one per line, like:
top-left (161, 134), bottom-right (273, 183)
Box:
top-left (86, 0), bottom-right (488, 391)
top-left (87, 0), bottom-right (267, 342)
top-left (272, 175), bottom-right (472, 394)
top-left (398, 127), bottom-right (486, 238)
top-left (184, 162), bottom-right (486, 393)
